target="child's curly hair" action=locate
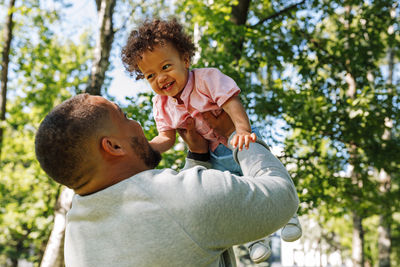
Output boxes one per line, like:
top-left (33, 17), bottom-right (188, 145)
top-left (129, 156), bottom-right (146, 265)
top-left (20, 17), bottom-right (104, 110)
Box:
top-left (121, 18), bottom-right (196, 80)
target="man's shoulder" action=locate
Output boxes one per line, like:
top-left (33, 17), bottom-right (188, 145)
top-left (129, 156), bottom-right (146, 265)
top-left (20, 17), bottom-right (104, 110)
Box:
top-left (136, 166), bottom-right (216, 190)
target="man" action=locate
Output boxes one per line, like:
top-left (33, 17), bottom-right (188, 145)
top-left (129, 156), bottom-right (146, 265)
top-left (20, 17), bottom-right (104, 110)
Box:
top-left (35, 93), bottom-right (299, 267)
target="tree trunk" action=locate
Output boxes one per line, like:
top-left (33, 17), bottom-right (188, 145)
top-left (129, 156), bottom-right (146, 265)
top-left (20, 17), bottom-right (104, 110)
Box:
top-left (42, 1), bottom-right (118, 265)
top-left (378, 214), bottom-right (391, 267)
top-left (344, 5), bottom-right (365, 264)
top-left (352, 212), bottom-right (365, 267)
top-left (346, 145), bottom-right (366, 267)
top-left (230, 0), bottom-right (251, 26)
top-left (40, 188), bottom-right (74, 267)
top-left (348, 154), bottom-right (365, 267)
top-left (0, 0), bottom-right (16, 159)
top-left (229, 0), bottom-right (251, 63)
top-left (377, 18), bottom-right (395, 264)
top-left (86, 0), bottom-right (117, 95)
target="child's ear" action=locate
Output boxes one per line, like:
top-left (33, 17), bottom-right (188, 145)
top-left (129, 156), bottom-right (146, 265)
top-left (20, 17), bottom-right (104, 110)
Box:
top-left (183, 53), bottom-right (190, 68)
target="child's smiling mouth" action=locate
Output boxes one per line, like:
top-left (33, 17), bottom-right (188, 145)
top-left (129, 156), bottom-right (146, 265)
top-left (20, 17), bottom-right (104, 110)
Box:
top-left (162, 81), bottom-right (175, 90)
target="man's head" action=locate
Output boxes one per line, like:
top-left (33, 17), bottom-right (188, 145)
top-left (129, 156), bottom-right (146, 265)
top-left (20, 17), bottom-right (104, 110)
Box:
top-left (35, 94), bottom-right (161, 195)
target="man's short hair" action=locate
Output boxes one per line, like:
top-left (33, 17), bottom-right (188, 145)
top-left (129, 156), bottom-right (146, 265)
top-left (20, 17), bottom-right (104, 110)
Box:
top-left (35, 94), bottom-right (110, 188)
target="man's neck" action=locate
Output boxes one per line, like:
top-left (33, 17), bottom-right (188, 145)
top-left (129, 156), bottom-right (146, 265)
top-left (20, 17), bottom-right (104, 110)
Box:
top-left (75, 163), bottom-right (149, 196)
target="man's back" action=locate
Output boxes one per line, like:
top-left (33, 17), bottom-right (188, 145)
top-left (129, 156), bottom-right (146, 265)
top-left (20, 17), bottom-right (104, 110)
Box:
top-left (66, 167), bottom-right (235, 267)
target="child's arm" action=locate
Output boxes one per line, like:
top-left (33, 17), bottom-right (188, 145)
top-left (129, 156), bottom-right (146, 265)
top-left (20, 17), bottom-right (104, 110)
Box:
top-left (221, 96), bottom-right (256, 151)
top-left (149, 129), bottom-right (176, 153)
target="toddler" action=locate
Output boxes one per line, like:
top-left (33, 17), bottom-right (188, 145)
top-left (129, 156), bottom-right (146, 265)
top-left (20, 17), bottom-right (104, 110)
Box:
top-left (121, 18), bottom-right (302, 263)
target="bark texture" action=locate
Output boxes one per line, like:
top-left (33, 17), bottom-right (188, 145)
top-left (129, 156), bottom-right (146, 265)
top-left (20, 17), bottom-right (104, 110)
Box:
top-left (40, 188), bottom-right (74, 267)
top-left (229, 0), bottom-right (251, 63)
top-left (377, 28), bottom-right (395, 266)
top-left (0, 0), bottom-right (16, 159)
top-left (86, 0), bottom-right (117, 95)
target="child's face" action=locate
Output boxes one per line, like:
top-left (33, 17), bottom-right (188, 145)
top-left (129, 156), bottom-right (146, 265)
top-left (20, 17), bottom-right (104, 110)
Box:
top-left (138, 42), bottom-right (190, 98)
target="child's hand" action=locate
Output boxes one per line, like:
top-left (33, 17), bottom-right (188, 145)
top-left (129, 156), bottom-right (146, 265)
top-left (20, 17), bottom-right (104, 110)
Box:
top-left (230, 131), bottom-right (257, 151)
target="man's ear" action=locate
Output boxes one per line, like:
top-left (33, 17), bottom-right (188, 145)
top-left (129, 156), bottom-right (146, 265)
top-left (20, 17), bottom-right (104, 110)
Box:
top-left (101, 137), bottom-right (126, 156)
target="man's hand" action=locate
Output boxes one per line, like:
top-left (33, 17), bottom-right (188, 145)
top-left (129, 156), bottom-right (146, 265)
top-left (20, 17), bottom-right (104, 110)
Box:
top-left (202, 111), bottom-right (235, 140)
top-left (177, 118), bottom-right (209, 153)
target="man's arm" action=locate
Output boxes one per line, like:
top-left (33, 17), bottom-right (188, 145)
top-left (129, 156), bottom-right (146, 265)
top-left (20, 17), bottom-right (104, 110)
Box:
top-left (173, 111), bottom-right (299, 248)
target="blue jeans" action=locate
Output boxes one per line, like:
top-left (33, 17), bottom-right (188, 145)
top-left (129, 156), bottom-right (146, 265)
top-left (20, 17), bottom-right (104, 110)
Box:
top-left (210, 127), bottom-right (263, 176)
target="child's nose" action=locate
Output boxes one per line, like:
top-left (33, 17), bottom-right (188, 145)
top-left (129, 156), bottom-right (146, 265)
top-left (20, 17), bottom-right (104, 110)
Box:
top-left (158, 73), bottom-right (167, 84)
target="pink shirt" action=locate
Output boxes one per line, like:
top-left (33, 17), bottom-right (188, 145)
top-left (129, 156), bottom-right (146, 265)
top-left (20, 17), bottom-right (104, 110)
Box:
top-left (153, 68), bottom-right (240, 151)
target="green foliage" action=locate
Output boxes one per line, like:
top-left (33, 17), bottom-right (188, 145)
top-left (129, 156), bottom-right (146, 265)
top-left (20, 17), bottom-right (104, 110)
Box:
top-left (1, 0), bottom-right (399, 265)
top-left (0, 1), bottom-right (93, 265)
top-left (279, 0), bottom-right (400, 212)
top-left (176, 0), bottom-right (400, 262)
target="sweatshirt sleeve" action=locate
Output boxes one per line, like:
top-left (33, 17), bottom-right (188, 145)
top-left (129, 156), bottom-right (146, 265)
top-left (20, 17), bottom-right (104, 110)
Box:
top-left (170, 138), bottom-right (299, 250)
top-left (182, 158), bottom-right (212, 170)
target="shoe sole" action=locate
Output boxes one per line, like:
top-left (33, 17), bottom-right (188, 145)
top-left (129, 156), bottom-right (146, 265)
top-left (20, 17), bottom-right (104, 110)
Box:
top-left (252, 250), bottom-right (272, 263)
top-left (281, 230), bottom-right (302, 242)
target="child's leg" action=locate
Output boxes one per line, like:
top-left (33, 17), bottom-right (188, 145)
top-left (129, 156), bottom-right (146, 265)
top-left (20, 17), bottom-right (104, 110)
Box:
top-left (210, 143), bottom-right (242, 175)
top-left (210, 126), bottom-right (262, 175)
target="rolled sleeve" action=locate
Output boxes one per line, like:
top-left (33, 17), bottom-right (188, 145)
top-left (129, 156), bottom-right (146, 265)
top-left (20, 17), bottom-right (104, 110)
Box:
top-left (153, 96), bottom-right (174, 132)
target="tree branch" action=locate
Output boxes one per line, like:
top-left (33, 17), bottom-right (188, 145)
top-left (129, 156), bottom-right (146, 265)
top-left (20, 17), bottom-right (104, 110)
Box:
top-left (95, 0), bottom-right (101, 12)
top-left (0, 0), bottom-right (16, 159)
top-left (114, 7), bottom-right (135, 34)
top-left (296, 27), bottom-right (349, 72)
top-left (250, 0), bottom-right (306, 28)
top-left (86, 0), bottom-right (117, 95)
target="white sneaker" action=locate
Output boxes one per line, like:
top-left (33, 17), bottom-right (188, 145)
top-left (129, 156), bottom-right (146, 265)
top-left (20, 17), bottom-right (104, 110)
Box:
top-left (281, 214), bottom-right (302, 242)
top-left (248, 238), bottom-right (272, 263)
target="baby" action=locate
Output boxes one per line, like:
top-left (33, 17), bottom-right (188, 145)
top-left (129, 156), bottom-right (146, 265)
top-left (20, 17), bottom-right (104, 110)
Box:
top-left (121, 18), bottom-right (302, 263)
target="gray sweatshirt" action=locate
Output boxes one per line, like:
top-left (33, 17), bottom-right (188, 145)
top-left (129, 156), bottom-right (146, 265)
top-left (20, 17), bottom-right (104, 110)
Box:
top-left (65, 138), bottom-right (299, 267)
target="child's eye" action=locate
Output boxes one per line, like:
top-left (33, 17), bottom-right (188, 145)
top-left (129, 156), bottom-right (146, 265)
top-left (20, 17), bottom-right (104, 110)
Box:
top-left (162, 64), bottom-right (171, 70)
top-left (146, 73), bottom-right (154, 79)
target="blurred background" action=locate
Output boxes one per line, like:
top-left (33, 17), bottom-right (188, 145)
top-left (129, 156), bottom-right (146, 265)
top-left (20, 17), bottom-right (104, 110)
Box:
top-left (0, 0), bottom-right (399, 266)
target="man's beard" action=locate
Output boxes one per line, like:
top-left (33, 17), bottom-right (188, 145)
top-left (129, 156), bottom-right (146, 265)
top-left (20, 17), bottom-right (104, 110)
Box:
top-left (130, 136), bottom-right (161, 169)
